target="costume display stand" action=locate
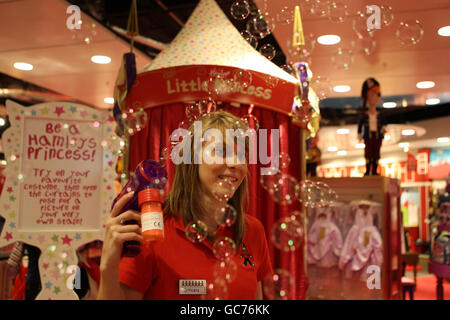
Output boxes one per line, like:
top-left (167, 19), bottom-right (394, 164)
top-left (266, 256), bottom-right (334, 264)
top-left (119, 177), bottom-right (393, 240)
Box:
top-left (309, 177), bottom-right (402, 300)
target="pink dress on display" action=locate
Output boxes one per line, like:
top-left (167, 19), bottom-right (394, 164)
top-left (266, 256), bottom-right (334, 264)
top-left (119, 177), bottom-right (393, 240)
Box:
top-left (307, 207), bottom-right (343, 268)
top-left (339, 204), bottom-right (383, 279)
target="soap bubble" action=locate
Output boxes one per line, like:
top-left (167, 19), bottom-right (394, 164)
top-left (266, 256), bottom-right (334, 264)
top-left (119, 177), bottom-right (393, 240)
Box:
top-left (185, 103), bottom-right (203, 121)
top-left (299, 180), bottom-right (322, 208)
top-left (351, 37), bottom-right (376, 55)
top-left (276, 6), bottom-right (293, 25)
top-left (185, 220), bottom-right (208, 243)
top-left (121, 108), bottom-right (148, 136)
top-left (292, 104), bottom-right (311, 127)
top-left (260, 167), bottom-right (281, 190)
top-left (263, 269), bottom-right (295, 300)
top-left (381, 5), bottom-right (394, 27)
top-left (241, 114), bottom-right (259, 131)
top-left (311, 0), bottom-right (329, 17)
top-left (213, 260), bottom-right (238, 283)
top-left (259, 44), bottom-right (276, 60)
top-left (246, 12), bottom-right (275, 39)
top-left (198, 98), bottom-right (217, 114)
top-left (310, 76), bottom-right (332, 100)
top-left (271, 216), bottom-right (304, 252)
top-left (232, 69), bottom-right (253, 87)
top-left (230, 0), bottom-right (250, 20)
top-left (160, 147), bottom-right (170, 167)
top-left (300, 0), bottom-right (315, 15)
top-left (240, 30), bottom-right (258, 49)
top-left (261, 172), bottom-right (300, 206)
top-left (352, 11), bottom-right (375, 38)
top-left (202, 279), bottom-right (228, 300)
top-left (214, 204), bottom-right (238, 227)
top-left (314, 181), bottom-right (333, 207)
top-left (264, 75), bottom-right (280, 89)
top-left (280, 64), bottom-right (295, 77)
top-left (213, 237), bottom-right (237, 261)
top-left (212, 179), bottom-right (237, 203)
top-left (328, 1), bottom-right (348, 23)
top-left (208, 74), bottom-right (231, 97)
top-left (331, 47), bottom-right (354, 70)
top-left (396, 20), bottom-right (424, 46)
top-left (279, 152), bottom-right (291, 169)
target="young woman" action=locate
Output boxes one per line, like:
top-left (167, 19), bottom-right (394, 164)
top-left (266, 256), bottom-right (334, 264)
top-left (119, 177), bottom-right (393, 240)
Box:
top-left (357, 78), bottom-right (387, 176)
top-left (97, 110), bottom-right (273, 299)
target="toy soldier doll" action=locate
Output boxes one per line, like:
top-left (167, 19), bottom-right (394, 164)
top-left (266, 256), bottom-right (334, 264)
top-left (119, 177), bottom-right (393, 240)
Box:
top-left (357, 78), bottom-right (387, 176)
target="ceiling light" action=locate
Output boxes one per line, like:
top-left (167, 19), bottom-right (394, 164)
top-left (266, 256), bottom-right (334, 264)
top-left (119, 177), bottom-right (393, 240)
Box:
top-left (91, 55), bottom-right (112, 64)
top-left (384, 134), bottom-right (391, 141)
top-left (317, 35), bottom-right (341, 45)
top-left (13, 62), bottom-right (33, 71)
top-left (0, 118), bottom-right (5, 126)
top-left (356, 143), bottom-right (365, 149)
top-left (333, 85), bottom-right (350, 93)
top-left (416, 81), bottom-right (435, 89)
top-left (337, 128), bottom-right (350, 134)
top-left (328, 146), bottom-right (338, 152)
top-left (398, 142), bottom-right (410, 148)
top-left (104, 97), bottom-right (114, 104)
top-left (403, 147), bottom-right (409, 152)
top-left (401, 129), bottom-right (415, 136)
top-left (437, 137), bottom-right (449, 143)
top-left (0, 160), bottom-right (7, 166)
top-left (426, 98), bottom-right (440, 105)
top-left (383, 102), bottom-right (397, 108)
top-left (337, 150), bottom-right (347, 156)
top-left (438, 26), bottom-right (450, 37)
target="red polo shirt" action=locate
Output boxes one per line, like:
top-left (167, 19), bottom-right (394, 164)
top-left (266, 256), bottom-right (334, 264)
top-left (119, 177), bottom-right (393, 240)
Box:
top-left (119, 213), bottom-right (273, 299)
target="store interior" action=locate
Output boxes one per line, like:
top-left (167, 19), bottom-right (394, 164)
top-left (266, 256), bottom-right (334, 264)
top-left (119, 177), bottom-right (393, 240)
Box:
top-left (0, 0), bottom-right (449, 300)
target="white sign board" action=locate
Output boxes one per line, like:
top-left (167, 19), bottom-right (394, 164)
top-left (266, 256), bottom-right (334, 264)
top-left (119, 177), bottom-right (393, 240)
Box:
top-left (0, 101), bottom-right (120, 299)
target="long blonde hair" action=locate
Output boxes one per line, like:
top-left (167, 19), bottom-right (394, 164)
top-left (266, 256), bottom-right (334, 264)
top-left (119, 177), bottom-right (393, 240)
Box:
top-left (164, 110), bottom-right (249, 247)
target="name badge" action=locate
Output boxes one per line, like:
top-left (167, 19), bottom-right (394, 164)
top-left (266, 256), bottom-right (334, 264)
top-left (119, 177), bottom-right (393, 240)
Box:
top-left (179, 280), bottom-right (207, 295)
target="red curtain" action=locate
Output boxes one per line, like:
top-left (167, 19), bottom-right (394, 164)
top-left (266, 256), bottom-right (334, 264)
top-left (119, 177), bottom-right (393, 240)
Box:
top-left (129, 102), bottom-right (308, 299)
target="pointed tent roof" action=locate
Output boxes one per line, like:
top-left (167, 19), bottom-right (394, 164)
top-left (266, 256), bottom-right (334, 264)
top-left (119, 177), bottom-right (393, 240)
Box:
top-left (140, 0), bottom-right (298, 84)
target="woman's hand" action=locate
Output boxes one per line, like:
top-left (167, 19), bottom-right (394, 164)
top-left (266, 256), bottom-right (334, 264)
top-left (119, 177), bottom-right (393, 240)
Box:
top-left (100, 192), bottom-right (142, 272)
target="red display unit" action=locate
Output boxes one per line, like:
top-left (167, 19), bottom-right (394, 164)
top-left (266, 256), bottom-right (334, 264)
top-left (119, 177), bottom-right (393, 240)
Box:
top-left (308, 177), bottom-right (402, 300)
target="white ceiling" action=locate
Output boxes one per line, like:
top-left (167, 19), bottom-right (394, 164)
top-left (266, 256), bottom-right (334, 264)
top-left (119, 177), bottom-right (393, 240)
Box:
top-left (258, 0), bottom-right (450, 101)
top-left (0, 0), bottom-right (151, 110)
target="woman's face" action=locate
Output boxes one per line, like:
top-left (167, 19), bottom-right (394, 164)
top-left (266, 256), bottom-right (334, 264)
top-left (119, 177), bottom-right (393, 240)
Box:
top-left (367, 85), bottom-right (381, 107)
top-left (198, 137), bottom-right (247, 202)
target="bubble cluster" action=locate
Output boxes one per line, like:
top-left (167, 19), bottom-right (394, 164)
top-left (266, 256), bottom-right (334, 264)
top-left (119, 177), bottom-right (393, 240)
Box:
top-left (185, 220), bottom-right (208, 243)
top-left (279, 152), bottom-right (291, 169)
top-left (212, 237), bottom-right (237, 261)
top-left (261, 172), bottom-right (300, 206)
top-left (331, 47), bottom-right (354, 70)
top-left (214, 204), bottom-right (238, 227)
top-left (271, 216), bottom-right (304, 252)
top-left (240, 114), bottom-right (259, 131)
top-left (263, 269), bottom-right (295, 300)
top-left (246, 12), bottom-right (275, 39)
top-left (276, 6), bottom-right (293, 25)
top-left (202, 279), bottom-right (228, 300)
top-left (230, 0), bottom-right (250, 20)
top-left (259, 44), bottom-right (276, 60)
top-left (240, 30), bottom-right (258, 49)
top-left (232, 69), bottom-right (253, 87)
top-left (212, 179), bottom-right (237, 203)
top-left (351, 37), bottom-right (376, 56)
top-left (328, 1), bottom-right (348, 23)
top-left (310, 76), bottom-right (332, 100)
top-left (213, 260), bottom-right (238, 283)
top-left (121, 108), bottom-right (148, 136)
top-left (396, 20), bottom-right (424, 46)
top-left (311, 0), bottom-right (329, 17)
